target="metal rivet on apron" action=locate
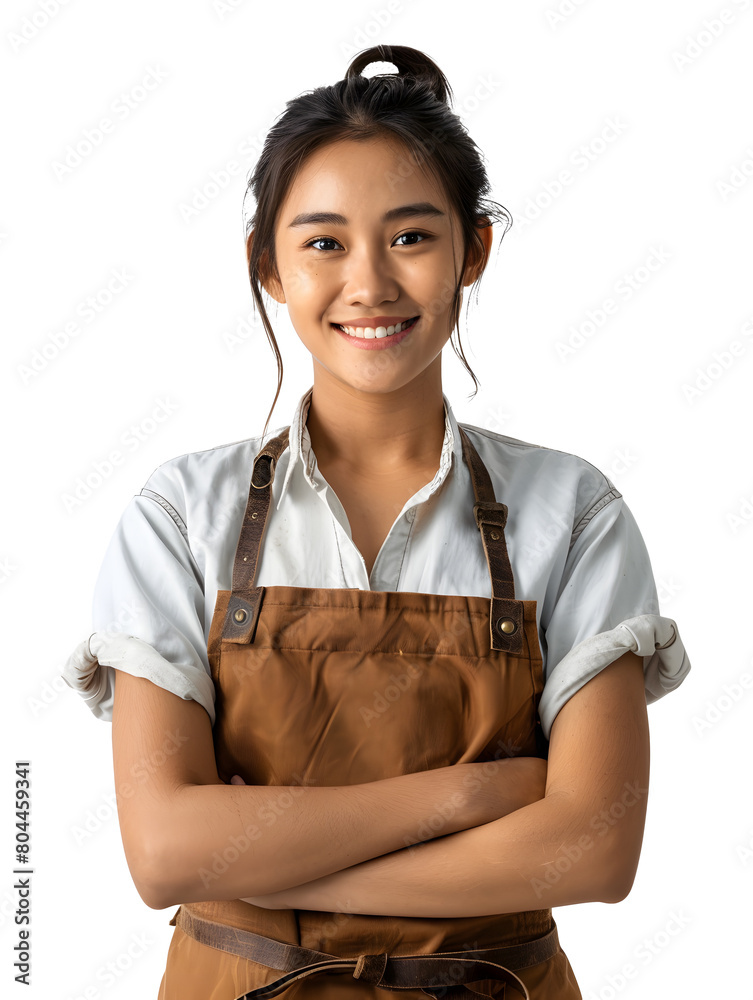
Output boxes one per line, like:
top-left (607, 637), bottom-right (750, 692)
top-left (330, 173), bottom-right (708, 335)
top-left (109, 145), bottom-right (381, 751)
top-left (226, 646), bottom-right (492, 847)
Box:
top-left (490, 529), bottom-right (500, 540)
top-left (496, 616), bottom-right (517, 635)
top-left (233, 608), bottom-right (248, 624)
top-left (251, 511), bottom-right (258, 519)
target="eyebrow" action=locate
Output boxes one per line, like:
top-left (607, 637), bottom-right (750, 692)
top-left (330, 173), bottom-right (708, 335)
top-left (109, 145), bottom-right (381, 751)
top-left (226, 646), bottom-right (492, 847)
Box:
top-left (287, 202), bottom-right (446, 229)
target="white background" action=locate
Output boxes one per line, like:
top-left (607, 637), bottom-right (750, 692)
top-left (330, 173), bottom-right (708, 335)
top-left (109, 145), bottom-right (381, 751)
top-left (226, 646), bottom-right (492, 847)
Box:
top-left (1, 0), bottom-right (751, 997)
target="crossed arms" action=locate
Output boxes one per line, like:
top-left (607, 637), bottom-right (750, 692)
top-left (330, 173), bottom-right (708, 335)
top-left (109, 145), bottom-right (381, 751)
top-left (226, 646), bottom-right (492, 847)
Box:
top-left (111, 650), bottom-right (649, 917)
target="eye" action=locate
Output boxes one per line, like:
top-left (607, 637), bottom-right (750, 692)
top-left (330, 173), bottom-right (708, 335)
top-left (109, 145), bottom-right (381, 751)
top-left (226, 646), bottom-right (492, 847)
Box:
top-left (394, 231), bottom-right (428, 246)
top-left (305, 236), bottom-right (343, 252)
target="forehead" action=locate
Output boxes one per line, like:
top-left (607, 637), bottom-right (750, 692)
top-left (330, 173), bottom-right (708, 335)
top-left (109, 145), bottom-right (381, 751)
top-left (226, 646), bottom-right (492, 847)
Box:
top-left (277, 135), bottom-right (449, 222)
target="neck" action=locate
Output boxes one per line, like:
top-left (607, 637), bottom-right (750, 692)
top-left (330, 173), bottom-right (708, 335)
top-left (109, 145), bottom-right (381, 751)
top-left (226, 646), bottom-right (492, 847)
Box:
top-left (305, 363), bottom-right (447, 476)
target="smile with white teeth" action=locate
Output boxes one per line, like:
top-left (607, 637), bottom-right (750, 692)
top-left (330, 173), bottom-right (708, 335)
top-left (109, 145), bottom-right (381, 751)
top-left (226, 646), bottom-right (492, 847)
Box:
top-left (335, 317), bottom-right (418, 339)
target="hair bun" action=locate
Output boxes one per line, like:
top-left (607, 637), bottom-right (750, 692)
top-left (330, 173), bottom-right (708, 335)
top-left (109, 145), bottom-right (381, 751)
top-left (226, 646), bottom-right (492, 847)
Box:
top-left (345, 44), bottom-right (452, 105)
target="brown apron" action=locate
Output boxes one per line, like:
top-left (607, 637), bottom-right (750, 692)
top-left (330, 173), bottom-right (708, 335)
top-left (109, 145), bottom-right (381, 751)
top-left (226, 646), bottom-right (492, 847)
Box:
top-left (157, 426), bottom-right (583, 1000)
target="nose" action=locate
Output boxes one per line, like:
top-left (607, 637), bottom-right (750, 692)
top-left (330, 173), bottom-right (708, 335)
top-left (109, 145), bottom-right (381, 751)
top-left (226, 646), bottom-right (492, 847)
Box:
top-left (341, 245), bottom-right (399, 307)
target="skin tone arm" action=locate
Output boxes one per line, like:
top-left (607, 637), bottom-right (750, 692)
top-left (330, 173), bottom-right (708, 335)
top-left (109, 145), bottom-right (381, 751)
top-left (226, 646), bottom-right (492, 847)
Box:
top-left (111, 667), bottom-right (548, 910)
top-left (239, 650), bottom-right (650, 917)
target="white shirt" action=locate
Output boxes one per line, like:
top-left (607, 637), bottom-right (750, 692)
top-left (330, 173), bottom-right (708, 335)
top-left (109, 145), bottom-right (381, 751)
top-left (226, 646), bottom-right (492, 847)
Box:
top-left (62, 385), bottom-right (691, 740)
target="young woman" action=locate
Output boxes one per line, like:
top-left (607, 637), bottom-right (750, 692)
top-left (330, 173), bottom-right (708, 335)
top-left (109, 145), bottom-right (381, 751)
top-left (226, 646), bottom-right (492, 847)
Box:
top-left (63, 44), bottom-right (691, 1000)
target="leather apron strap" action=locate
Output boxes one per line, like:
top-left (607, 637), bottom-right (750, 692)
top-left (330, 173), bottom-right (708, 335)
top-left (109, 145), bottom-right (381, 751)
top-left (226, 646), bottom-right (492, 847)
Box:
top-left (172, 904), bottom-right (561, 999)
top-left (221, 423), bottom-right (524, 653)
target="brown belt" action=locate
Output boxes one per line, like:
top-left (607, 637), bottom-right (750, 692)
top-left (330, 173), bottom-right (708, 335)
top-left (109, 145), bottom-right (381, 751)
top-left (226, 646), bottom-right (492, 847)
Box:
top-left (173, 904), bottom-right (561, 999)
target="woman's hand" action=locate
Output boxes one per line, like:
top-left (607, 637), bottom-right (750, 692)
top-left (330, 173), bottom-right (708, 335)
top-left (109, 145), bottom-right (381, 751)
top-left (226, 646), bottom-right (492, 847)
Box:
top-left (458, 756), bottom-right (548, 826)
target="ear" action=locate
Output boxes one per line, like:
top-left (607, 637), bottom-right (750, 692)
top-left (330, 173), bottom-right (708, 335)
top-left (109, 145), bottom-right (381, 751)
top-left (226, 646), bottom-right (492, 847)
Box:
top-left (462, 217), bottom-right (493, 287)
top-left (246, 229), bottom-right (286, 304)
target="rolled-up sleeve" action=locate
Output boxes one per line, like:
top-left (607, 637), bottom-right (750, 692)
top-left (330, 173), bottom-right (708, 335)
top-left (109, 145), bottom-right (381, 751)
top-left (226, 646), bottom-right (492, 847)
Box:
top-left (538, 492), bottom-right (691, 740)
top-left (61, 491), bottom-right (216, 724)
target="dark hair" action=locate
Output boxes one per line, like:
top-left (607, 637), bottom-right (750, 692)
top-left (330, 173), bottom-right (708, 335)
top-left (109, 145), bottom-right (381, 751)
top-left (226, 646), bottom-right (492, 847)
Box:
top-left (243, 43), bottom-right (512, 442)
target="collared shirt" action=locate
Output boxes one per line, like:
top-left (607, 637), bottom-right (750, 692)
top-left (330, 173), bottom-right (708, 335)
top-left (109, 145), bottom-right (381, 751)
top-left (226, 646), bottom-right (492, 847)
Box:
top-left (62, 385), bottom-right (690, 739)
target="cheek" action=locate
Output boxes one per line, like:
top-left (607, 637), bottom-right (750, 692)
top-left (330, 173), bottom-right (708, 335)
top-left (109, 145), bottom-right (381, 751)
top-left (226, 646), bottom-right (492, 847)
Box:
top-left (420, 277), bottom-right (457, 323)
top-left (403, 255), bottom-right (457, 306)
top-left (289, 266), bottom-right (339, 312)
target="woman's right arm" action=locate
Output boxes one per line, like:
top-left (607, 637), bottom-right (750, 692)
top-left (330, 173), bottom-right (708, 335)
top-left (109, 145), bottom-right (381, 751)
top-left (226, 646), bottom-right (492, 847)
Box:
top-left (112, 669), bottom-right (546, 910)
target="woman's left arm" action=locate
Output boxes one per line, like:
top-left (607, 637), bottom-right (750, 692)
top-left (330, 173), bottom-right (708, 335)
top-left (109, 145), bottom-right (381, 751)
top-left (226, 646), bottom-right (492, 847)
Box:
top-left (244, 650), bottom-right (649, 917)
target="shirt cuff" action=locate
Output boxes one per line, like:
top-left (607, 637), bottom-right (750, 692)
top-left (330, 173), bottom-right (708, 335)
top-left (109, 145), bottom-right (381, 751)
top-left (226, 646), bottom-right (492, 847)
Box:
top-left (538, 614), bottom-right (691, 741)
top-left (61, 632), bottom-right (216, 725)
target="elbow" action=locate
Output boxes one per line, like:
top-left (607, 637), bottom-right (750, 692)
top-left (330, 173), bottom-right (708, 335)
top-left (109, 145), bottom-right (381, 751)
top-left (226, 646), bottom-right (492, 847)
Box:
top-left (137, 879), bottom-right (173, 912)
top-left (119, 789), bottom-right (204, 910)
top-left (600, 879), bottom-right (635, 905)
top-left (124, 828), bottom-right (186, 911)
top-left (133, 845), bottom-right (186, 910)
top-left (595, 844), bottom-right (641, 904)
top-left (588, 801), bottom-right (647, 904)
top-left (600, 867), bottom-right (639, 905)
top-left (536, 791), bottom-right (647, 906)
top-left (128, 846), bottom-right (177, 911)
top-left (547, 822), bottom-right (642, 905)
top-left (141, 862), bottom-right (179, 910)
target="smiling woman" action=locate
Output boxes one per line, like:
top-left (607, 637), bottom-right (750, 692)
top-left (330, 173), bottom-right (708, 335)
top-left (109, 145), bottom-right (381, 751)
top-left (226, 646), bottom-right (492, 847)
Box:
top-left (62, 43), bottom-right (691, 1000)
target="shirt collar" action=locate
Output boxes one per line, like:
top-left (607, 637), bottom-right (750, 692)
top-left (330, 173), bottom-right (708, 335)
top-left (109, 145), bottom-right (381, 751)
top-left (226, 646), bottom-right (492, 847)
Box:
top-left (275, 385), bottom-right (464, 511)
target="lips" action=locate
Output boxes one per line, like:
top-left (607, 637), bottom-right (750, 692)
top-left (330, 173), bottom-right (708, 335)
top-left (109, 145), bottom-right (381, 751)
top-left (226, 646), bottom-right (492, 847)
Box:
top-left (332, 316), bottom-right (420, 340)
top-left (333, 315), bottom-right (420, 350)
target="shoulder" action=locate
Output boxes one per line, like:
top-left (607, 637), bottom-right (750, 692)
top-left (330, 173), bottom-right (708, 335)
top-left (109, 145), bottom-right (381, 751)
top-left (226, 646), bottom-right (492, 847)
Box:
top-left (458, 422), bottom-right (622, 531)
top-left (135, 424), bottom-right (289, 533)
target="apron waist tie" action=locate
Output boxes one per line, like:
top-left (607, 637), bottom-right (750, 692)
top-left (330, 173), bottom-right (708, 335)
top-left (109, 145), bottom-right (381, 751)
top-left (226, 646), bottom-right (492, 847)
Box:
top-left (172, 904), bottom-right (560, 999)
